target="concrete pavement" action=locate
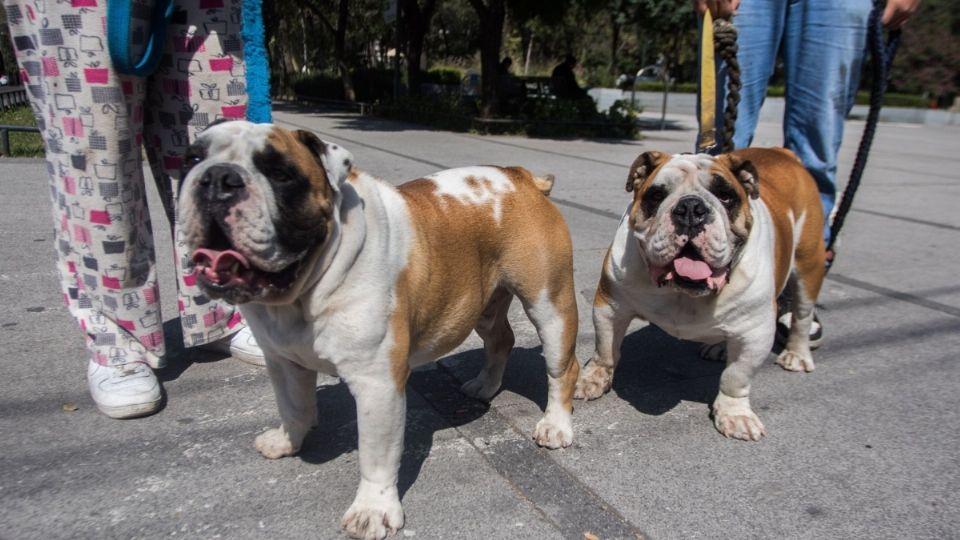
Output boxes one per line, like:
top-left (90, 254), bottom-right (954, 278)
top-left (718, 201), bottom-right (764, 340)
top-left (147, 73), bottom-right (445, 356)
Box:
top-left (1, 104), bottom-right (957, 539)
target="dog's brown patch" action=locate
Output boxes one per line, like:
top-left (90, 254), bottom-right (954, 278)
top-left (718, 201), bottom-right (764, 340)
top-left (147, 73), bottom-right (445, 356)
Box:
top-left (389, 272), bottom-right (412, 391)
top-left (387, 167), bottom-right (578, 391)
top-left (267, 128), bottom-right (334, 215)
top-left (627, 151), bottom-right (670, 227)
top-left (728, 147), bottom-right (825, 295)
top-left (595, 252), bottom-right (616, 307)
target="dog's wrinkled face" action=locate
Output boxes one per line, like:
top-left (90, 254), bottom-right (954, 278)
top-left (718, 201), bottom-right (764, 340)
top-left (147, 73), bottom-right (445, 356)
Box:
top-left (177, 120), bottom-right (353, 304)
top-left (626, 151), bottom-right (758, 297)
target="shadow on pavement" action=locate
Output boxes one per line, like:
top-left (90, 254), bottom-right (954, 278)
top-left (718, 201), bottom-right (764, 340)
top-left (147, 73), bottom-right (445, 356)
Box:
top-left (296, 362), bottom-right (491, 499)
top-left (156, 318), bottom-right (231, 383)
top-left (272, 101), bottom-right (690, 142)
top-left (443, 327), bottom-right (724, 421)
top-left (610, 325), bottom-right (723, 415)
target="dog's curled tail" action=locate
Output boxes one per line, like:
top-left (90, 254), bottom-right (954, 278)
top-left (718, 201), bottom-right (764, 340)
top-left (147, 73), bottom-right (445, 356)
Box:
top-left (532, 174), bottom-right (555, 196)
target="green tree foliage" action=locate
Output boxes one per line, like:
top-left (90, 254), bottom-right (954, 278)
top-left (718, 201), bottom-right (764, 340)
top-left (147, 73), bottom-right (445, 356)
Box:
top-left (265, 0), bottom-right (391, 99)
top-left (888, 0), bottom-right (960, 101)
top-left (265, 0), bottom-right (941, 112)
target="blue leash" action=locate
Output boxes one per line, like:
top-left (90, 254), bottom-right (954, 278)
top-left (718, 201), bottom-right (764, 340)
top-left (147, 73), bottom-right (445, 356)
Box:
top-left (107, 0), bottom-right (175, 76)
top-left (106, 0), bottom-right (272, 123)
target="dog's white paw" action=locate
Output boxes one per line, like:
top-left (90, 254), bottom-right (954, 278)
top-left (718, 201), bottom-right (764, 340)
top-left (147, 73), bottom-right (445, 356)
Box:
top-left (714, 410), bottom-right (767, 441)
top-left (712, 394), bottom-right (766, 441)
top-left (533, 413), bottom-right (573, 449)
top-left (341, 485), bottom-right (404, 540)
top-left (460, 373), bottom-right (501, 401)
top-left (573, 362), bottom-right (612, 401)
top-left (776, 350), bottom-right (815, 372)
top-left (699, 343), bottom-right (727, 363)
top-left (254, 427), bottom-right (299, 459)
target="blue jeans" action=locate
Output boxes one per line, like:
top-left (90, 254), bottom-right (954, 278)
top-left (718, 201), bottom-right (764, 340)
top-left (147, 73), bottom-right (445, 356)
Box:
top-left (711, 0), bottom-right (872, 241)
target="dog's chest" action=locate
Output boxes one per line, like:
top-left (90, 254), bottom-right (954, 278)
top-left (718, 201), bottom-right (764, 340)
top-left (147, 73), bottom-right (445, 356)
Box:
top-left (242, 302), bottom-right (386, 374)
top-left (636, 293), bottom-right (727, 342)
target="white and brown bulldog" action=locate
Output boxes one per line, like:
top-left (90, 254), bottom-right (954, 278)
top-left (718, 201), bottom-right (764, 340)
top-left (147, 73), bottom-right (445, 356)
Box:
top-left (575, 148), bottom-right (826, 441)
top-left (177, 121), bottom-right (580, 539)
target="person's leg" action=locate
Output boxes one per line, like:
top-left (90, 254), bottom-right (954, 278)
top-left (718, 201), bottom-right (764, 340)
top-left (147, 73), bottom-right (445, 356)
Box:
top-left (728, 0), bottom-right (788, 149)
top-left (142, 0), bottom-right (258, 358)
top-left (782, 0), bottom-right (871, 241)
top-left (6, 1), bottom-right (162, 417)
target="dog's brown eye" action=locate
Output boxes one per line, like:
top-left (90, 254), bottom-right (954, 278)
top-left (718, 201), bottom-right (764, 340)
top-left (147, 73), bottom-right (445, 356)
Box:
top-left (716, 192), bottom-right (737, 209)
top-left (711, 177), bottom-right (739, 208)
top-left (641, 185), bottom-right (668, 216)
top-left (645, 186), bottom-right (666, 202)
top-left (180, 148), bottom-right (206, 180)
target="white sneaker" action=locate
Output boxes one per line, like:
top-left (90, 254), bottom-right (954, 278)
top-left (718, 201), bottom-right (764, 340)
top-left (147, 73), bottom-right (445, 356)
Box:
top-left (200, 326), bottom-right (266, 366)
top-left (87, 360), bottom-right (162, 419)
top-left (229, 326), bottom-right (266, 366)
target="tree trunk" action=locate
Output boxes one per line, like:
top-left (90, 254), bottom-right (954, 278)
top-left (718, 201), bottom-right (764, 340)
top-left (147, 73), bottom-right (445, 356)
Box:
top-left (470, 0), bottom-right (505, 117)
top-left (519, 25), bottom-right (532, 76)
top-left (261, 0), bottom-right (284, 96)
top-left (402, 0), bottom-right (437, 97)
top-left (0, 6), bottom-right (18, 84)
top-left (610, 14), bottom-right (620, 76)
top-left (335, 0), bottom-right (356, 101)
top-left (524, 32), bottom-right (534, 76)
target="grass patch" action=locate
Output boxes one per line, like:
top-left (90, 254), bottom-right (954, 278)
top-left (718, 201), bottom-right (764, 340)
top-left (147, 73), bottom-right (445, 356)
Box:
top-left (0, 105), bottom-right (44, 157)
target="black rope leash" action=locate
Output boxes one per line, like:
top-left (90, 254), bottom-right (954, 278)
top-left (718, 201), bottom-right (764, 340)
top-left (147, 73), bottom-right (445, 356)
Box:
top-left (713, 18), bottom-right (740, 154)
top-left (826, 0), bottom-right (902, 270)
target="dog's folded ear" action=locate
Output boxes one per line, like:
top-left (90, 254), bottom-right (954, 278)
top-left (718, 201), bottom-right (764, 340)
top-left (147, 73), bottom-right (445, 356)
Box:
top-left (295, 129), bottom-right (354, 193)
top-left (723, 155), bottom-right (760, 200)
top-left (626, 151), bottom-right (667, 192)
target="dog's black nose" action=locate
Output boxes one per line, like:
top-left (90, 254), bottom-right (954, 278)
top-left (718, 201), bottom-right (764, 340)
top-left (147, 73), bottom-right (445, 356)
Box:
top-left (672, 196), bottom-right (710, 230)
top-left (199, 164), bottom-right (245, 202)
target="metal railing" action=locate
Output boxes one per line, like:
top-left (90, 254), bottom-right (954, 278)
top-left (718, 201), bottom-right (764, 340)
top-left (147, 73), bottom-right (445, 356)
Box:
top-left (0, 124), bottom-right (41, 156)
top-left (0, 86), bottom-right (29, 109)
top-left (293, 95), bottom-right (371, 115)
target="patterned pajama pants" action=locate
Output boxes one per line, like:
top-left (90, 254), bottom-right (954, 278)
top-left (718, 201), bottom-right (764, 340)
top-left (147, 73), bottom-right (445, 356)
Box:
top-left (5, 0), bottom-right (252, 368)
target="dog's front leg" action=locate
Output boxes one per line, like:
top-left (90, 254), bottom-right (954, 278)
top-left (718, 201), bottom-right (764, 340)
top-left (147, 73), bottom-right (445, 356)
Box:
top-left (340, 373), bottom-right (406, 539)
top-left (712, 328), bottom-right (773, 442)
top-left (255, 357), bottom-right (318, 459)
top-left (575, 290), bottom-right (634, 401)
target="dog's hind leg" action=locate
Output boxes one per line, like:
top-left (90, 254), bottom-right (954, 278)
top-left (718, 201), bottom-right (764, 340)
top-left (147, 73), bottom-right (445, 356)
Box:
top-left (461, 287), bottom-right (515, 401)
top-left (776, 267), bottom-right (823, 373)
top-left (777, 204), bottom-right (826, 372)
top-left (255, 357), bottom-right (318, 459)
top-left (518, 281), bottom-right (580, 449)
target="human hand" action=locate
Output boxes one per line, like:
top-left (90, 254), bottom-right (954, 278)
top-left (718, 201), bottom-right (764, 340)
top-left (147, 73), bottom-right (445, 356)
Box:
top-left (691, 0), bottom-right (740, 19)
top-left (883, 0), bottom-right (920, 30)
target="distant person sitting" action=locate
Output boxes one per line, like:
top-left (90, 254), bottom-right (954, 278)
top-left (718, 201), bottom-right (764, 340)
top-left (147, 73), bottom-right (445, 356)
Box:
top-left (550, 55), bottom-right (588, 100)
top-left (498, 56), bottom-right (514, 79)
top-left (498, 56), bottom-right (524, 99)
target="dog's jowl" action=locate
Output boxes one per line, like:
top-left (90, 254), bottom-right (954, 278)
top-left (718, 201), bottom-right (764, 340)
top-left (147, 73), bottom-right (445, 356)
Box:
top-left (177, 121), bottom-right (580, 539)
top-left (576, 148), bottom-right (826, 441)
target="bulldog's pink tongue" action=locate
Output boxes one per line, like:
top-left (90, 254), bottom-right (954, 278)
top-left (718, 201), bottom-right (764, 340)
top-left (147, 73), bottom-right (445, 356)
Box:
top-left (673, 257), bottom-right (713, 281)
top-left (192, 248), bottom-right (250, 284)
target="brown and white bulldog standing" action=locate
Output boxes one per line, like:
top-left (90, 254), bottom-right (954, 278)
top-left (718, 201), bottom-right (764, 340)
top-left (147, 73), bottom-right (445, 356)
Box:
top-left (575, 148), bottom-right (826, 441)
top-left (177, 121), bottom-right (580, 539)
